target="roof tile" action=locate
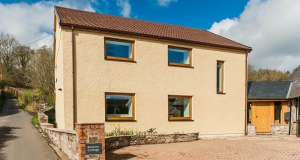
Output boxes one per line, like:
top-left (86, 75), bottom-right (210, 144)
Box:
top-left (248, 81), bottom-right (292, 99)
top-left (55, 6), bottom-right (252, 51)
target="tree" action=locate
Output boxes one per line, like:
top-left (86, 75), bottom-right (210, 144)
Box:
top-left (248, 64), bottom-right (290, 81)
top-left (28, 46), bottom-right (54, 96)
top-left (0, 33), bottom-right (19, 74)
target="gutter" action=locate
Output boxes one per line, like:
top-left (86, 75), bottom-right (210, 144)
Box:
top-left (244, 51), bottom-right (248, 135)
top-left (59, 22), bottom-right (252, 53)
top-left (289, 100), bottom-right (292, 135)
top-left (72, 26), bottom-right (77, 129)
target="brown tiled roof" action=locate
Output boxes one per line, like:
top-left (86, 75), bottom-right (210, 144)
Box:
top-left (287, 65), bottom-right (300, 98)
top-left (54, 6), bottom-right (252, 52)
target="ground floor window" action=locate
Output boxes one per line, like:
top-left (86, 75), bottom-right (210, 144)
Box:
top-left (105, 92), bottom-right (135, 121)
top-left (168, 95), bottom-right (192, 121)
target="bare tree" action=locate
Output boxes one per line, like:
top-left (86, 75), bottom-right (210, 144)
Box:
top-left (28, 46), bottom-right (54, 96)
top-left (0, 33), bottom-right (20, 74)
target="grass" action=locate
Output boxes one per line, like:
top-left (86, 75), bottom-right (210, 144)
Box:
top-left (24, 89), bottom-right (34, 93)
top-left (17, 97), bottom-right (27, 109)
top-left (32, 116), bottom-right (40, 126)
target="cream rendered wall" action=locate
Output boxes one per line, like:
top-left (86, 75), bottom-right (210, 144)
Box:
top-left (60, 28), bottom-right (247, 137)
top-left (54, 19), bottom-right (65, 129)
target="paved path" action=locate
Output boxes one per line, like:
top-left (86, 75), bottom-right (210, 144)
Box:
top-left (0, 92), bottom-right (59, 160)
top-left (107, 136), bottom-right (300, 160)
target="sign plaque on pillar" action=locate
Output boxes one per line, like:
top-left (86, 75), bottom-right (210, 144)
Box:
top-left (85, 143), bottom-right (102, 154)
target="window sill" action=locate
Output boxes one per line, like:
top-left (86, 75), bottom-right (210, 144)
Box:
top-left (105, 117), bottom-right (135, 121)
top-left (168, 117), bottom-right (193, 121)
top-left (168, 63), bottom-right (194, 68)
top-left (217, 92), bottom-right (226, 94)
top-left (105, 56), bottom-right (136, 63)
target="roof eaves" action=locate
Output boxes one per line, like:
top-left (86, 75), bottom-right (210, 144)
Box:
top-left (58, 22), bottom-right (251, 52)
top-left (248, 98), bottom-right (289, 100)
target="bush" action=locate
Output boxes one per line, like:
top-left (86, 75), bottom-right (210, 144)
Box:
top-left (32, 116), bottom-right (39, 126)
top-left (0, 80), bottom-right (7, 89)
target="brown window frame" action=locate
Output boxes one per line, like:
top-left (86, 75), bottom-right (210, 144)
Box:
top-left (217, 61), bottom-right (224, 94)
top-left (105, 92), bottom-right (135, 121)
top-left (168, 95), bottom-right (192, 121)
top-left (168, 46), bottom-right (192, 67)
top-left (104, 37), bottom-right (135, 62)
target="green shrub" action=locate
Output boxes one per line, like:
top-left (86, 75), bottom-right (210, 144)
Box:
top-left (0, 80), bottom-right (7, 89)
top-left (46, 93), bottom-right (54, 107)
top-left (25, 94), bottom-right (33, 104)
top-left (32, 116), bottom-right (39, 126)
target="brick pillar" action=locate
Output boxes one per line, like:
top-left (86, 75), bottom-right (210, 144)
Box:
top-left (76, 123), bottom-right (105, 160)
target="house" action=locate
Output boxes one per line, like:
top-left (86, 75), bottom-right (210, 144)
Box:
top-left (53, 6), bottom-right (252, 137)
top-left (286, 65), bottom-right (300, 135)
top-left (247, 81), bottom-right (292, 134)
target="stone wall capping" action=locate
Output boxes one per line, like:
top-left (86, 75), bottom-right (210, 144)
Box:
top-left (105, 132), bottom-right (199, 152)
top-left (47, 128), bottom-right (76, 134)
top-left (75, 123), bottom-right (105, 125)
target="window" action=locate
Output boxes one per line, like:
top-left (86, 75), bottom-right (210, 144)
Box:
top-left (274, 102), bottom-right (282, 124)
top-left (217, 61), bottom-right (224, 93)
top-left (168, 95), bottom-right (192, 120)
top-left (247, 102), bottom-right (251, 124)
top-left (105, 93), bottom-right (135, 121)
top-left (105, 38), bottom-right (134, 61)
top-left (168, 46), bottom-right (192, 67)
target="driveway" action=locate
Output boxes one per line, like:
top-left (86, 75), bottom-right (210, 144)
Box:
top-left (0, 92), bottom-right (59, 160)
top-left (107, 136), bottom-right (300, 160)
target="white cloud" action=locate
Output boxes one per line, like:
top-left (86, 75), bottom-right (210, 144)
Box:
top-left (208, 0), bottom-right (300, 72)
top-left (157, 0), bottom-right (177, 7)
top-left (0, 1), bottom-right (97, 49)
top-left (209, 18), bottom-right (238, 35)
top-left (117, 0), bottom-right (131, 18)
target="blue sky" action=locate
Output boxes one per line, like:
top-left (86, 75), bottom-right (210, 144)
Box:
top-left (0, 0), bottom-right (249, 30)
top-left (0, 0), bottom-right (300, 72)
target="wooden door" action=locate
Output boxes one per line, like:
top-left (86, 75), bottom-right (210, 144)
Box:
top-left (255, 102), bottom-right (271, 132)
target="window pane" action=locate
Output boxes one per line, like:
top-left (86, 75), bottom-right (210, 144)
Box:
top-left (217, 62), bottom-right (223, 92)
top-left (168, 97), bottom-right (190, 117)
top-left (106, 94), bottom-right (132, 117)
top-left (168, 48), bottom-right (190, 64)
top-left (106, 40), bottom-right (132, 58)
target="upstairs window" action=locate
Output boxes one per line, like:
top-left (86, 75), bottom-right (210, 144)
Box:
top-left (168, 95), bottom-right (192, 121)
top-left (105, 93), bottom-right (135, 121)
top-left (105, 38), bottom-right (134, 61)
top-left (217, 61), bottom-right (224, 93)
top-left (168, 47), bottom-right (192, 67)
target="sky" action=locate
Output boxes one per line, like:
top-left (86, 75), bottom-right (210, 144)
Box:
top-left (0, 0), bottom-right (299, 72)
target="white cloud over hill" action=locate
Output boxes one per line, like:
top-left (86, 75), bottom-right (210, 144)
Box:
top-left (209, 0), bottom-right (300, 72)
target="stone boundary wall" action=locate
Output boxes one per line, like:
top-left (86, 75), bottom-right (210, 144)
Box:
top-left (38, 111), bottom-right (49, 123)
top-left (105, 132), bottom-right (199, 152)
top-left (271, 124), bottom-right (289, 135)
top-left (46, 128), bottom-right (78, 160)
top-left (40, 123), bottom-right (54, 132)
top-left (46, 128), bottom-right (198, 159)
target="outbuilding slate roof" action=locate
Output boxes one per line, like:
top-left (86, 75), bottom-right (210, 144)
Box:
top-left (286, 65), bottom-right (300, 98)
top-left (248, 81), bottom-right (292, 99)
top-left (54, 6), bottom-right (252, 52)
